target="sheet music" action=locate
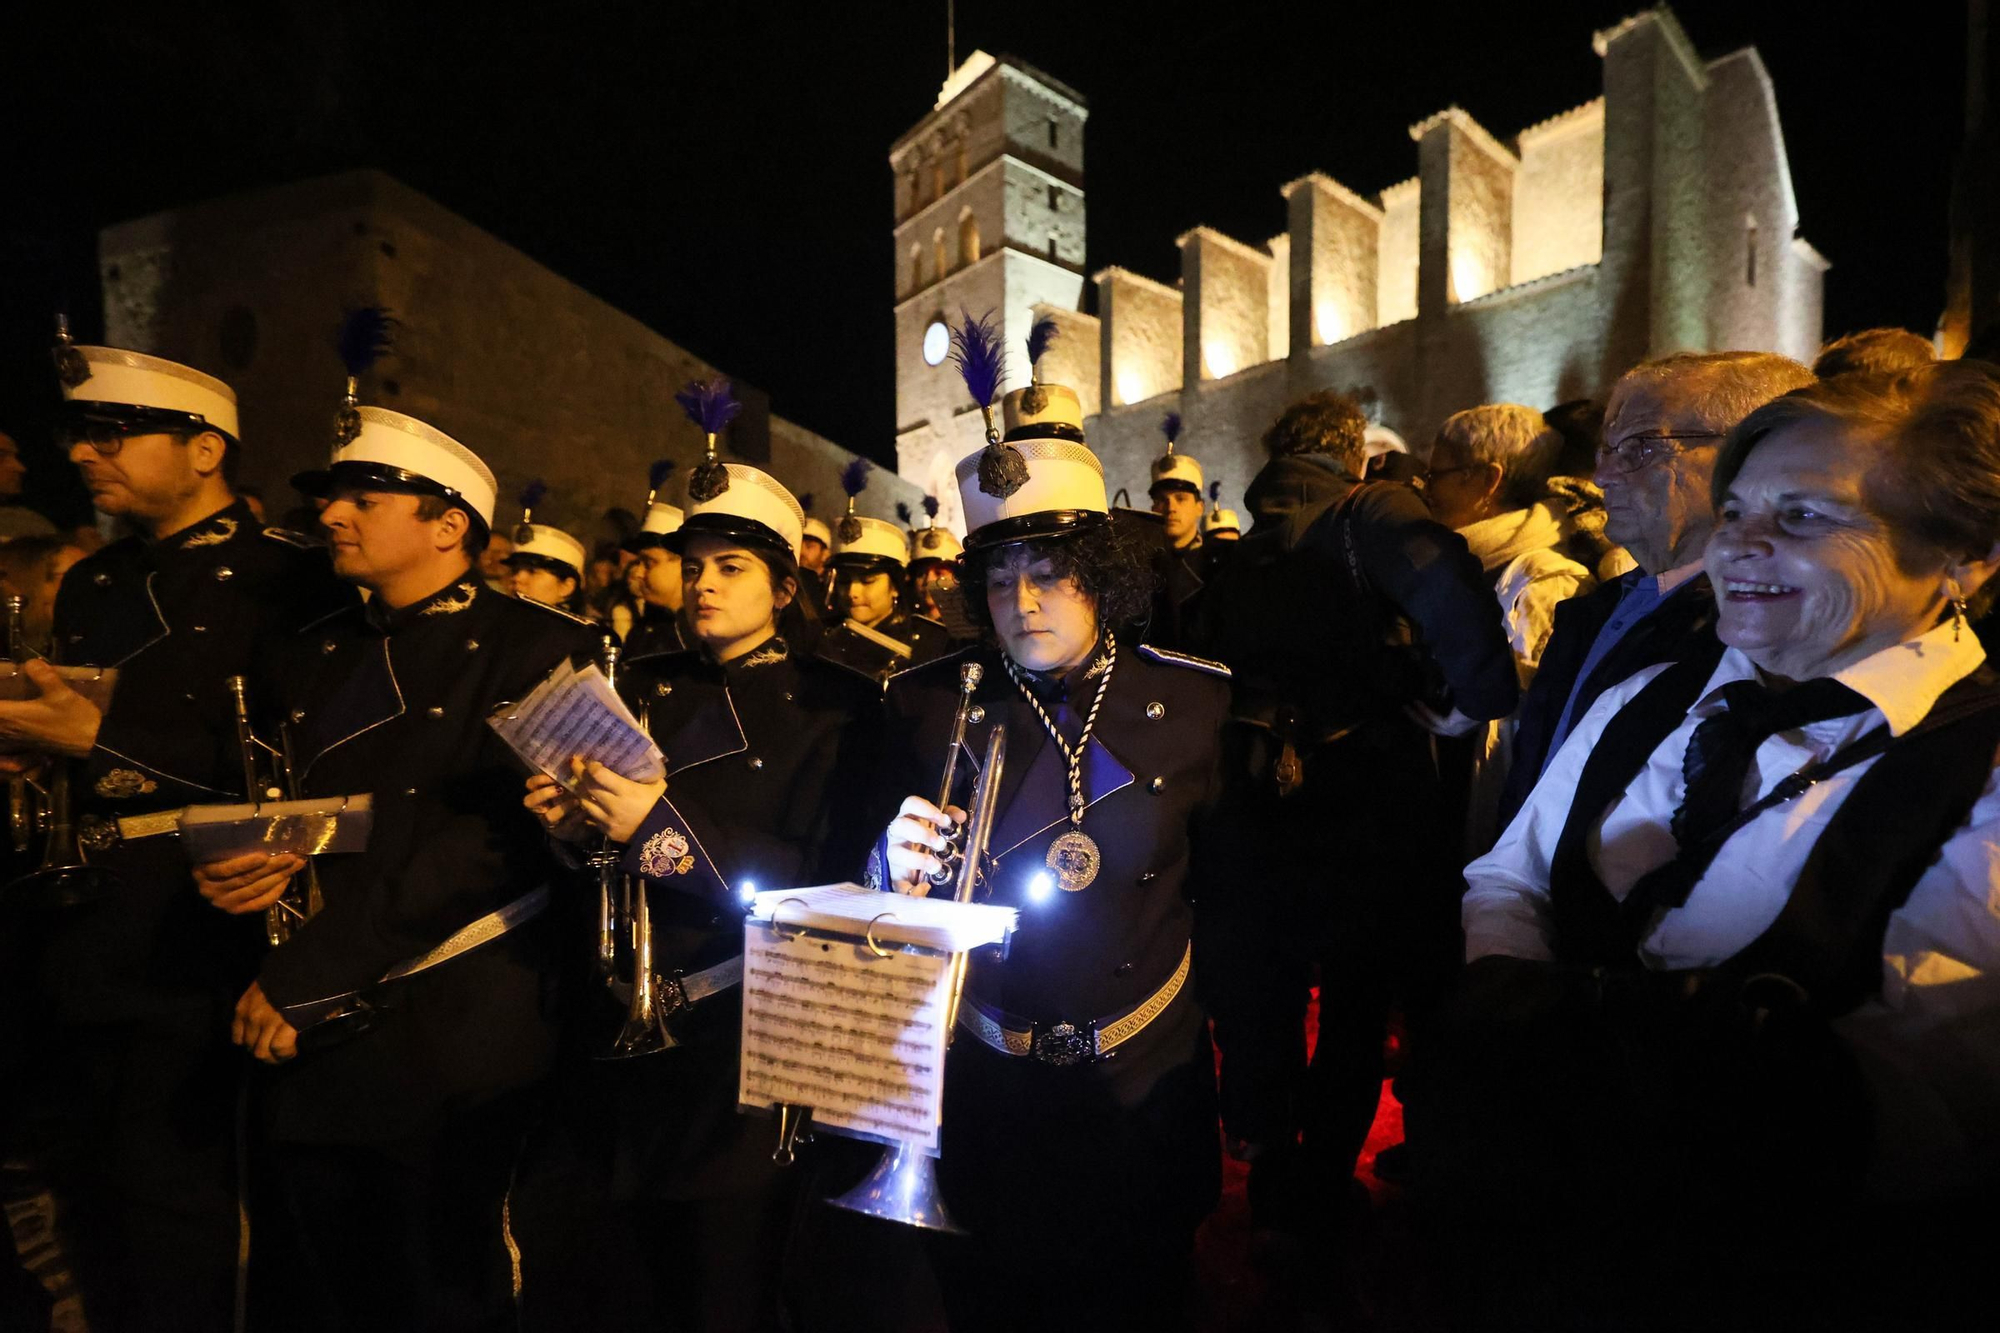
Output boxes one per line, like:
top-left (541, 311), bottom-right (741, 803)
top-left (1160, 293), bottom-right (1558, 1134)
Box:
top-left (746, 882), bottom-right (1017, 953)
top-left (486, 661), bottom-right (663, 785)
top-left (738, 922), bottom-right (953, 1153)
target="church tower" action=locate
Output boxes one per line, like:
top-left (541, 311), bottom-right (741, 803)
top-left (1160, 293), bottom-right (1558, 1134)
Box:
top-left (891, 51), bottom-right (1088, 534)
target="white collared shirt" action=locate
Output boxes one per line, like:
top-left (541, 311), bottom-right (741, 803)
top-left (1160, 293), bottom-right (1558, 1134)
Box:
top-left (1465, 622), bottom-right (2000, 1195)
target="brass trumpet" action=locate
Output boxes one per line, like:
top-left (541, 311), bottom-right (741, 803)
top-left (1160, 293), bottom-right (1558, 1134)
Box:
top-left (924, 661), bottom-right (983, 887)
top-left (3, 595), bottom-right (119, 907)
top-left (825, 721), bottom-right (1008, 1232)
top-left (592, 636), bottom-right (677, 1059)
top-left (225, 675), bottom-right (321, 947)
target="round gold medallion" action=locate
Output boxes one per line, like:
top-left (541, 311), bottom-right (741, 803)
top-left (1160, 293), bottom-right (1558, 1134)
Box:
top-left (1046, 829), bottom-right (1101, 893)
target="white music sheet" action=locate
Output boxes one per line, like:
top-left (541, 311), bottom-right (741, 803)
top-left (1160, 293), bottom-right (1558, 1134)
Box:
top-left (487, 661), bottom-right (663, 785)
top-left (737, 922), bottom-right (952, 1153)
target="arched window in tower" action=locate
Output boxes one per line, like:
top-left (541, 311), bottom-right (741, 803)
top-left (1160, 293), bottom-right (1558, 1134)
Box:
top-left (1745, 215), bottom-right (1759, 288)
top-left (959, 210), bottom-right (981, 266)
top-left (934, 228), bottom-right (948, 280)
top-left (933, 159), bottom-right (946, 202)
top-left (910, 242), bottom-right (924, 294)
top-left (1047, 116), bottom-right (1059, 149)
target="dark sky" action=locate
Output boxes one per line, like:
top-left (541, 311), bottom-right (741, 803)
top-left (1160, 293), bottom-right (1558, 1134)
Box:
top-left (0, 0), bottom-right (1969, 485)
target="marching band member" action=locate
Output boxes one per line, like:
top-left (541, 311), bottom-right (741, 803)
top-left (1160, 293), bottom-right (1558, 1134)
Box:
top-left (191, 396), bottom-right (597, 1332)
top-left (522, 459), bottom-right (880, 1330)
top-left (623, 459), bottom-right (691, 660)
top-left (817, 459), bottom-right (950, 682)
top-left (873, 317), bottom-right (1229, 1330)
top-left (797, 495), bottom-right (834, 620)
top-left (0, 322), bottom-right (351, 1331)
top-left (505, 481), bottom-right (591, 616)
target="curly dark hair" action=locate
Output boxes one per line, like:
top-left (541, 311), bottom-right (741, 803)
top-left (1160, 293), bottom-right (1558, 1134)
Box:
top-left (1262, 391), bottom-right (1369, 469)
top-left (958, 519), bottom-right (1158, 637)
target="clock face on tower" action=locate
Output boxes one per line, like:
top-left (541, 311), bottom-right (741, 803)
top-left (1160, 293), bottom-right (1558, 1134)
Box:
top-left (922, 320), bottom-right (949, 366)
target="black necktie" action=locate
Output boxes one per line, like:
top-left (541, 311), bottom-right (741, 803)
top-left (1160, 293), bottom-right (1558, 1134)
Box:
top-left (1627, 675), bottom-right (1871, 919)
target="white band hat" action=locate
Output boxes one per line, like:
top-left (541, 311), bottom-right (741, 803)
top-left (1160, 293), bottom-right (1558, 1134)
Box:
top-left (57, 344), bottom-right (240, 442)
top-left (292, 406), bottom-right (498, 529)
top-left (507, 523), bottom-right (587, 578)
top-left (909, 525), bottom-right (964, 564)
top-left (666, 463), bottom-right (803, 564)
top-left (832, 516), bottom-right (911, 569)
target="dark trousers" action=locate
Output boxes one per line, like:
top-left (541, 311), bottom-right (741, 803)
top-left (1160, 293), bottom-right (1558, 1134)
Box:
top-left (248, 1095), bottom-right (536, 1333)
top-left (31, 1016), bottom-right (243, 1333)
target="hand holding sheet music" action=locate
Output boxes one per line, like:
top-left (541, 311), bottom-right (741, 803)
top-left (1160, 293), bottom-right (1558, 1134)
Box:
top-left (487, 659), bottom-right (664, 787)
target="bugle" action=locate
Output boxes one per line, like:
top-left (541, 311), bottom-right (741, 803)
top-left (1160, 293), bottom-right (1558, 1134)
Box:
top-left (225, 675), bottom-right (322, 947)
top-left (824, 721), bottom-right (1007, 1232)
top-left (593, 636), bottom-right (678, 1059)
top-left (2, 595), bottom-right (119, 907)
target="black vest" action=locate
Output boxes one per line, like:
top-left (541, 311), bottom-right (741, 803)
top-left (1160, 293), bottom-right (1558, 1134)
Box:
top-left (1548, 648), bottom-right (2000, 1016)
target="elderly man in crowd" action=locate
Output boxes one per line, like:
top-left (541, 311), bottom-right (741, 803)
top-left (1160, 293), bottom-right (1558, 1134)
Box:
top-left (1427, 360), bottom-right (2000, 1331)
top-left (1424, 404), bottom-right (1597, 853)
top-left (1812, 325), bottom-right (1936, 379)
top-left (1497, 352), bottom-right (1816, 829)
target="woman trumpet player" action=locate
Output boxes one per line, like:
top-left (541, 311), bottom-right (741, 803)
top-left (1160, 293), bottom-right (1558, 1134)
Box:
top-left (519, 449), bottom-right (880, 1331)
top-left (871, 319), bottom-right (1231, 1332)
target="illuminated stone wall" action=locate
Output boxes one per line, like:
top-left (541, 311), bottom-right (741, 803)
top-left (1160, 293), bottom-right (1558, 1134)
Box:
top-left (1413, 109), bottom-right (1517, 306)
top-left (1030, 304), bottom-right (1102, 419)
top-left (1512, 100), bottom-right (1605, 285)
top-left (1095, 267), bottom-right (1183, 408)
top-left (1179, 227), bottom-right (1272, 382)
top-left (99, 170), bottom-right (920, 547)
top-left (1284, 174), bottom-right (1382, 351)
top-left (1378, 179), bottom-right (1421, 327)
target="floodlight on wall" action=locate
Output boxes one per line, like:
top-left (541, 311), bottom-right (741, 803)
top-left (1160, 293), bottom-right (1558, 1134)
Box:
top-left (1314, 301), bottom-right (1344, 346)
top-left (1450, 252), bottom-right (1494, 304)
top-left (1203, 341), bottom-right (1238, 379)
top-left (1116, 369), bottom-right (1148, 407)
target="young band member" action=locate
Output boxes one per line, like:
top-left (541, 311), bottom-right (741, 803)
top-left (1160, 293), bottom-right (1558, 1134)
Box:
top-left (520, 461), bottom-right (880, 1330)
top-left (0, 326), bottom-right (352, 1332)
top-left (505, 482), bottom-right (590, 615)
top-left (190, 402), bottom-right (597, 1332)
top-left (874, 321), bottom-right (1229, 1330)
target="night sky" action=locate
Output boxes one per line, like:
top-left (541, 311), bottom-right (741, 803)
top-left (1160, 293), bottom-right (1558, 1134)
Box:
top-left (0, 0), bottom-right (1967, 516)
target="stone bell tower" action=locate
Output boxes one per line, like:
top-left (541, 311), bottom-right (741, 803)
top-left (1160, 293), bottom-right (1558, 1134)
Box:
top-left (891, 51), bottom-right (1088, 535)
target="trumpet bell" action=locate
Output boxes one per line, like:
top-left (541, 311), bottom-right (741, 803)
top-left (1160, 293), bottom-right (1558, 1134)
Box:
top-left (596, 882), bottom-right (677, 1059)
top-left (826, 1140), bottom-right (963, 1233)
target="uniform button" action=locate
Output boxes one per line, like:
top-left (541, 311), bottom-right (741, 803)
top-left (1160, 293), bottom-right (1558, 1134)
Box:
top-left (465, 639), bottom-right (479, 652)
top-left (1114, 962), bottom-right (1134, 976)
top-left (783, 691), bottom-right (795, 702)
top-left (1145, 702), bottom-right (1165, 721)
top-left (1138, 871), bottom-right (1158, 884)
top-left (321, 640), bottom-right (337, 654)
top-left (1149, 776), bottom-right (1164, 793)
top-left (290, 709), bottom-right (307, 723)
top-left (427, 706), bottom-right (445, 718)
top-left (213, 566), bottom-right (234, 582)
top-left (748, 756), bottom-right (764, 770)
top-left (968, 705), bottom-right (986, 724)
top-left (184, 692), bottom-right (196, 702)
top-left (655, 683), bottom-right (671, 697)
top-left (404, 786), bottom-right (417, 796)
top-left (93, 573), bottom-right (111, 587)
top-left (192, 624), bottom-right (207, 633)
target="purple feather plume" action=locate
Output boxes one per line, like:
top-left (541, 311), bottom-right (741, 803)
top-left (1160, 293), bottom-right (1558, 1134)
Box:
top-left (1209, 480), bottom-right (1222, 503)
top-left (948, 310), bottom-right (1007, 409)
top-left (675, 376), bottom-right (743, 438)
top-left (336, 307), bottom-right (397, 378)
top-left (798, 491), bottom-right (815, 514)
top-left (648, 458), bottom-right (676, 492)
top-left (896, 501), bottom-right (912, 525)
top-left (1161, 412), bottom-right (1182, 446)
top-left (519, 479), bottom-right (547, 512)
top-left (840, 458), bottom-right (872, 498)
top-left (922, 494), bottom-right (940, 520)
top-left (1026, 315), bottom-right (1058, 370)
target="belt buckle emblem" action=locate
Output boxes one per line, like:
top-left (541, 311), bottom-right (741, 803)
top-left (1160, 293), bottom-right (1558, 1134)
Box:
top-left (1031, 1020), bottom-right (1096, 1067)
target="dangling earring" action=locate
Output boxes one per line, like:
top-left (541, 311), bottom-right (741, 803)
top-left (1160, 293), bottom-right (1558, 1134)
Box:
top-left (1952, 593), bottom-right (1969, 643)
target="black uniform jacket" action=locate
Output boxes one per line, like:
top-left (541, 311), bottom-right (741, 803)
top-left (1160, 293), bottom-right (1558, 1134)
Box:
top-left (608, 638), bottom-right (882, 1199)
top-left (622, 603), bottom-right (687, 662)
top-left (871, 637), bottom-right (1230, 1048)
top-left (257, 576), bottom-right (600, 1144)
top-left (868, 637), bottom-right (1232, 1239)
top-left (815, 609), bottom-right (952, 685)
top-left (40, 499), bottom-right (355, 1025)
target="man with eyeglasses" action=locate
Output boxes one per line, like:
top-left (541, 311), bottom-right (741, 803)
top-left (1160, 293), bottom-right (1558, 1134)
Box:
top-left (1497, 351), bottom-right (1815, 828)
top-left (0, 326), bottom-right (352, 1332)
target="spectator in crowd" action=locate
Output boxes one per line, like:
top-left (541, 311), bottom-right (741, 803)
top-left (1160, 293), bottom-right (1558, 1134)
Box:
top-left (1424, 404), bottom-right (1597, 853)
top-left (0, 430), bottom-right (59, 541)
top-left (0, 536), bottom-right (86, 652)
top-left (477, 530), bottom-right (513, 591)
top-left (1813, 326), bottom-right (1936, 379)
top-left (1432, 362), bottom-right (2000, 1330)
top-left (1498, 352), bottom-right (1816, 829)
